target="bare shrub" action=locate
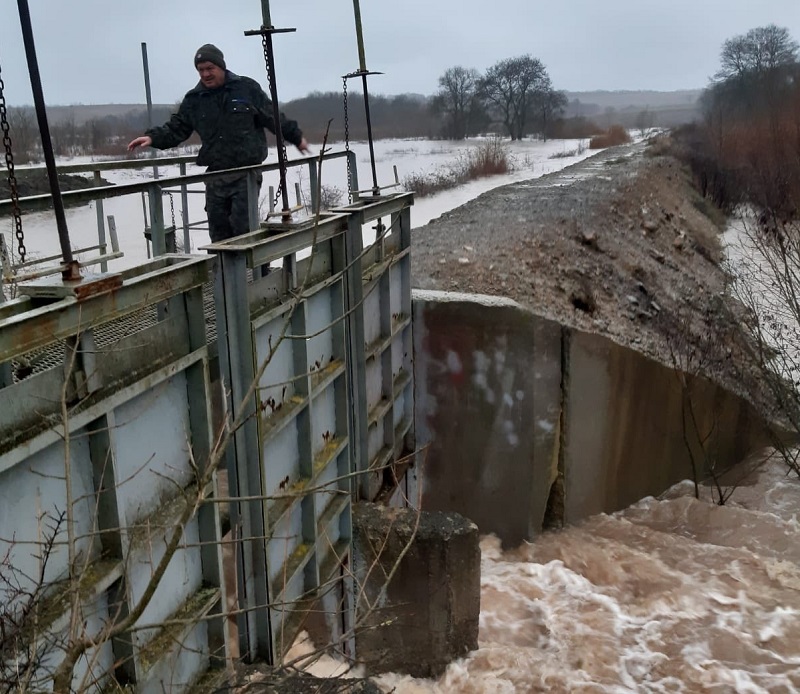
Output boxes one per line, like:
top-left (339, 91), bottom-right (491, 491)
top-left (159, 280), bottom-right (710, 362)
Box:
top-left (727, 215), bottom-right (800, 477)
top-left (549, 117), bottom-right (603, 140)
top-left (402, 169), bottom-right (459, 198)
top-left (318, 183), bottom-right (344, 210)
top-left (589, 125), bottom-right (633, 149)
top-left (461, 137), bottom-right (513, 177)
top-left (403, 137), bottom-right (514, 198)
top-left (644, 134), bottom-right (672, 158)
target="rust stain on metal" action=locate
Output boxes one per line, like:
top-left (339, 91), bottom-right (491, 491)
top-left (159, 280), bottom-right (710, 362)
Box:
top-left (72, 274), bottom-right (123, 301)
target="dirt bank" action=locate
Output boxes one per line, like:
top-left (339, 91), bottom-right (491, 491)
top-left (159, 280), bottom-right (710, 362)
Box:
top-left (410, 139), bottom-right (765, 409)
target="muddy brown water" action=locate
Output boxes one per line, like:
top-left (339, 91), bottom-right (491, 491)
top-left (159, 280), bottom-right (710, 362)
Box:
top-left (374, 454), bottom-right (800, 693)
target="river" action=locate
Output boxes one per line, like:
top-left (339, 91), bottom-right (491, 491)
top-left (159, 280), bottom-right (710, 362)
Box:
top-left (375, 455), bottom-right (800, 693)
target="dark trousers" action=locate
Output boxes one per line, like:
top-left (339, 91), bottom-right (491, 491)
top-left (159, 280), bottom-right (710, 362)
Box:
top-left (205, 173), bottom-right (262, 243)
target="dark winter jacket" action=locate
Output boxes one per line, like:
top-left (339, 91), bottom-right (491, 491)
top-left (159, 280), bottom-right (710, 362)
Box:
top-left (146, 71), bottom-right (303, 171)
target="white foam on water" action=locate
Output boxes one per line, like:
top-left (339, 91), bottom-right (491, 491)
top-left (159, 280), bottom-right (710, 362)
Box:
top-left (374, 455), bottom-right (800, 693)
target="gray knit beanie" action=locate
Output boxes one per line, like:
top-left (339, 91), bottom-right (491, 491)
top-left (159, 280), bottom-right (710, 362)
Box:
top-left (194, 44), bottom-right (226, 70)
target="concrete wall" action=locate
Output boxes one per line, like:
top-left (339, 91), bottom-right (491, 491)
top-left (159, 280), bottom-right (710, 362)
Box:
top-left (563, 330), bottom-right (768, 523)
top-left (413, 290), bottom-right (772, 546)
top-left (413, 291), bottom-right (562, 547)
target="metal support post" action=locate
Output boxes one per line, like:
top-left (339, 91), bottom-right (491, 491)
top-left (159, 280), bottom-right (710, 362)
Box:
top-left (93, 170), bottom-right (108, 273)
top-left (179, 162), bottom-right (190, 252)
top-left (346, 150), bottom-right (360, 202)
top-left (247, 170), bottom-right (261, 232)
top-left (349, 0), bottom-right (380, 196)
top-left (141, 42), bottom-right (160, 180)
top-left (307, 159), bottom-right (319, 214)
top-left (17, 0), bottom-right (79, 280)
top-left (147, 183), bottom-right (167, 257)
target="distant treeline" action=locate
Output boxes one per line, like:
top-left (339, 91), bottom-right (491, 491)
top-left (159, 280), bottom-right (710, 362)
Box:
top-left (2, 67), bottom-right (697, 164)
top-left (672, 24), bottom-right (800, 220)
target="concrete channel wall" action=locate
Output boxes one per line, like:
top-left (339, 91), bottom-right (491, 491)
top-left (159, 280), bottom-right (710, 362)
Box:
top-left (413, 290), bottom-right (773, 546)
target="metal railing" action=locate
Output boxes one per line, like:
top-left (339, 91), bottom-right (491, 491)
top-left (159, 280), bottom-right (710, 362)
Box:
top-left (0, 149), bottom-right (358, 281)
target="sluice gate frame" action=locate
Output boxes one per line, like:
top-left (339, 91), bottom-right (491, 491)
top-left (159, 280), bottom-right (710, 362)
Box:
top-left (0, 161), bottom-right (415, 690)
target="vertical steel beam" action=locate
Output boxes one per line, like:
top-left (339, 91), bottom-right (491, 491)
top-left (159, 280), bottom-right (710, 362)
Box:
top-left (87, 411), bottom-right (137, 682)
top-left (141, 42), bottom-right (160, 181)
top-left (290, 301), bottom-right (317, 597)
top-left (214, 252), bottom-right (272, 662)
top-left (147, 184), bottom-right (166, 257)
top-left (181, 282), bottom-right (230, 664)
top-left (379, 269), bottom-right (395, 469)
top-left (343, 212), bottom-right (369, 498)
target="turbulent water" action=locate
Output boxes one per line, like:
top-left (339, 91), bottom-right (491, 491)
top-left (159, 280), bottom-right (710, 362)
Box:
top-left (376, 454), bottom-right (800, 693)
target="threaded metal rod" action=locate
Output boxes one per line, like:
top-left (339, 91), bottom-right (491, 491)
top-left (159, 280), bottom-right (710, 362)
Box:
top-left (17, 0), bottom-right (76, 274)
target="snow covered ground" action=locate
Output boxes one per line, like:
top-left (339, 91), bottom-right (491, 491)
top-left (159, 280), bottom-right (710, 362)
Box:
top-left (2, 136), bottom-right (600, 273)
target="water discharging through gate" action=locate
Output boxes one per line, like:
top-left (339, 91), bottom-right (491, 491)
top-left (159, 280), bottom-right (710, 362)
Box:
top-left (375, 454), bottom-right (800, 692)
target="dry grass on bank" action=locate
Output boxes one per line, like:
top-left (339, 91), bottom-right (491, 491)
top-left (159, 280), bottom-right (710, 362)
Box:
top-left (589, 125), bottom-right (632, 149)
top-left (403, 138), bottom-right (514, 198)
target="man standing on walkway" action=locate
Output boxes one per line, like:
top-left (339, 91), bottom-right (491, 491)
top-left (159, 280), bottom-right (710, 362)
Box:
top-left (128, 44), bottom-right (309, 242)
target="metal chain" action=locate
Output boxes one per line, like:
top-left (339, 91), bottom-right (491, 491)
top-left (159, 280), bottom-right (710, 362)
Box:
top-left (167, 190), bottom-right (176, 229)
top-left (261, 32), bottom-right (288, 214)
top-left (0, 65), bottom-right (26, 264)
top-left (343, 76), bottom-right (353, 203)
top-left (165, 190), bottom-right (177, 251)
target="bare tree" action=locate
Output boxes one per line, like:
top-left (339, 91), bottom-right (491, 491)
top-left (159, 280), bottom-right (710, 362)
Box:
top-left (716, 24), bottom-right (799, 81)
top-left (727, 214), bottom-right (800, 477)
top-left (531, 82), bottom-right (567, 141)
top-left (479, 55), bottom-right (549, 140)
top-left (431, 66), bottom-right (481, 140)
top-left (6, 107), bottom-right (37, 164)
top-left (50, 113), bottom-right (77, 157)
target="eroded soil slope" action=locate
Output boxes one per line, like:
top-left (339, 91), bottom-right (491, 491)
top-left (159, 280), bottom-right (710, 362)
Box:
top-left (411, 141), bottom-right (757, 403)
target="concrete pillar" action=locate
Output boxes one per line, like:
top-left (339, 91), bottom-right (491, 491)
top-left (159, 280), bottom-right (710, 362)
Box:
top-left (352, 503), bottom-right (480, 678)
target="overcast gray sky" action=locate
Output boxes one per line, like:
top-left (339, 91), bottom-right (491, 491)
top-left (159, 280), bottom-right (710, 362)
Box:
top-left (1, 0), bottom-right (799, 106)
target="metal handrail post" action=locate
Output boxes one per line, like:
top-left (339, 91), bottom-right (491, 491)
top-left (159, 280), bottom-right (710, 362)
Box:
top-left (93, 170), bottom-right (108, 273)
top-left (179, 162), bottom-right (190, 252)
top-left (147, 183), bottom-right (167, 257)
top-left (307, 159), bottom-right (318, 214)
top-left (346, 150), bottom-right (360, 202)
top-left (247, 170), bottom-right (260, 231)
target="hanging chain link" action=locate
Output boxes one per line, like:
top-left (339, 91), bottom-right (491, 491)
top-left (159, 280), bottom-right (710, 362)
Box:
top-left (167, 190), bottom-right (176, 229)
top-left (165, 189), bottom-right (177, 251)
top-left (261, 32), bottom-right (289, 214)
top-left (0, 65), bottom-right (26, 264)
top-left (343, 75), bottom-right (353, 203)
